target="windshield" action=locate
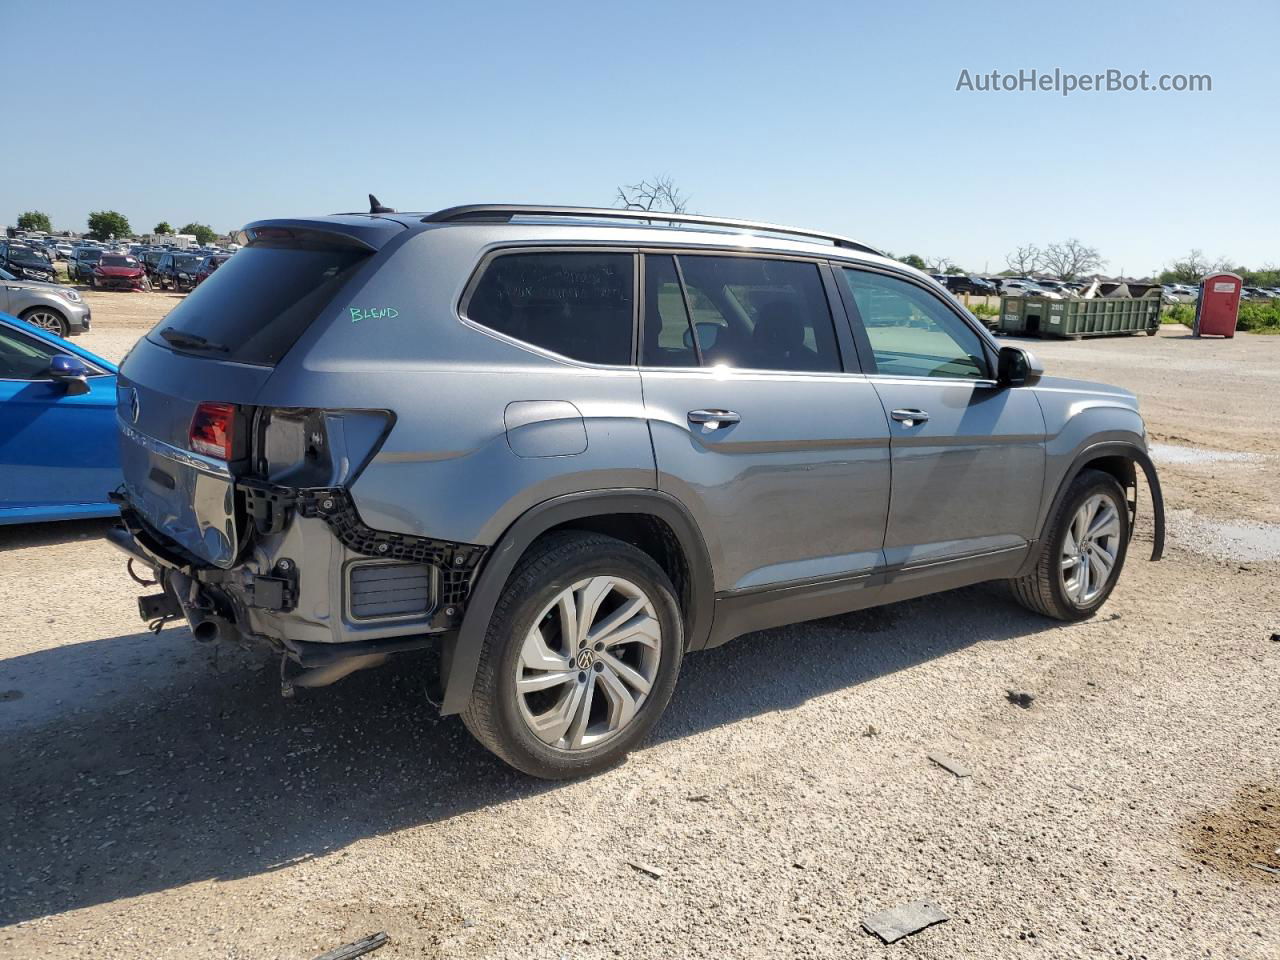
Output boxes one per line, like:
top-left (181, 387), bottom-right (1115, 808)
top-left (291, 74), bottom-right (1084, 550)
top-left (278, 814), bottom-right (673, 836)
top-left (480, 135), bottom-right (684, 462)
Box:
top-left (79, 249), bottom-right (103, 262)
top-left (101, 255), bottom-right (139, 268)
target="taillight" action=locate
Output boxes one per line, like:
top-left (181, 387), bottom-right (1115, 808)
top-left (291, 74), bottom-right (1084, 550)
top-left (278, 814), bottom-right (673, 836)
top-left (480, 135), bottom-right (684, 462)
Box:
top-left (189, 402), bottom-right (236, 459)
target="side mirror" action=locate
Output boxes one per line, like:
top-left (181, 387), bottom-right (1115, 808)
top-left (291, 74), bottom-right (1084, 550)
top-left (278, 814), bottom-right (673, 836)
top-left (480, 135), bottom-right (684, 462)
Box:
top-left (47, 354), bottom-right (90, 395)
top-left (997, 345), bottom-right (1043, 387)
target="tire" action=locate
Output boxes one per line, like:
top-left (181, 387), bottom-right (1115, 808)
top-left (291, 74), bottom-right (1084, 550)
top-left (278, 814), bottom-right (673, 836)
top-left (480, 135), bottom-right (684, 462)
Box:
top-left (461, 531), bottom-right (684, 779)
top-left (1009, 468), bottom-right (1130, 621)
top-left (21, 307), bottom-right (69, 338)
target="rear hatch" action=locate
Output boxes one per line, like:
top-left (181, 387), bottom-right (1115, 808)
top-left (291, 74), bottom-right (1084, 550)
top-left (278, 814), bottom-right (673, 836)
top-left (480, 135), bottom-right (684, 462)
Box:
top-left (117, 217), bottom-right (402, 567)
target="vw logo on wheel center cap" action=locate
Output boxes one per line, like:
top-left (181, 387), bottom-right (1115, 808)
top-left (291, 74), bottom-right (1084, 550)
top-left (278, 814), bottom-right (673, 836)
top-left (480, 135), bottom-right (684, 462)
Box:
top-left (575, 649), bottom-right (594, 670)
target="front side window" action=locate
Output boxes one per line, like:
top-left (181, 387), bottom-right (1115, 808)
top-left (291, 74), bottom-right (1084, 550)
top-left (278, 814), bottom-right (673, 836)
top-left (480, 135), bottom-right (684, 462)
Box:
top-left (0, 327), bottom-right (59, 380)
top-left (642, 254), bottom-right (841, 373)
top-left (840, 268), bottom-right (989, 380)
top-left (466, 252), bottom-right (634, 365)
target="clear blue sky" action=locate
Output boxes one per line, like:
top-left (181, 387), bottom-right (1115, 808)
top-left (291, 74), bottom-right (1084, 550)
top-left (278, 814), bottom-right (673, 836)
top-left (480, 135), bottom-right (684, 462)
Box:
top-left (6, 0), bottom-right (1276, 275)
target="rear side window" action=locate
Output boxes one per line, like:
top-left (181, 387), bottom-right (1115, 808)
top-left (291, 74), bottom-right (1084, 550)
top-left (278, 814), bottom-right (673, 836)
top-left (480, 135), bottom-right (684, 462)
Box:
top-left (466, 252), bottom-right (634, 365)
top-left (675, 256), bottom-right (841, 373)
top-left (147, 242), bottom-right (367, 365)
top-left (641, 255), bottom-right (698, 367)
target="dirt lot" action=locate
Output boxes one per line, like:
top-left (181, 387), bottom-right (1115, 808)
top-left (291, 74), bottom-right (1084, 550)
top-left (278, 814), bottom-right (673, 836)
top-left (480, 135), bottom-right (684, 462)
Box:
top-left (2, 294), bottom-right (1277, 959)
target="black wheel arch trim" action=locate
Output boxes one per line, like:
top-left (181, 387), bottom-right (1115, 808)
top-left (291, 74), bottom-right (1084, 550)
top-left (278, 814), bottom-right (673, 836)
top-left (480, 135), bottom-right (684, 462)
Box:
top-left (439, 488), bottom-right (714, 715)
top-left (1019, 440), bottom-right (1165, 578)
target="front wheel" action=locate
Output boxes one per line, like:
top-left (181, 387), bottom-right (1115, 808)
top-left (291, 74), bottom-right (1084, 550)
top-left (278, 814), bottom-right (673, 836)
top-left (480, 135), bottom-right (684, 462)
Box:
top-left (21, 307), bottom-right (69, 338)
top-left (1009, 469), bottom-right (1130, 621)
top-left (461, 532), bottom-right (684, 779)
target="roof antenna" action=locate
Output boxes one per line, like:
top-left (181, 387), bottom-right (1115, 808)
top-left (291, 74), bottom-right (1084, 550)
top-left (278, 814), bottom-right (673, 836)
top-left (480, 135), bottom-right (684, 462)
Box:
top-left (368, 194), bottom-right (395, 214)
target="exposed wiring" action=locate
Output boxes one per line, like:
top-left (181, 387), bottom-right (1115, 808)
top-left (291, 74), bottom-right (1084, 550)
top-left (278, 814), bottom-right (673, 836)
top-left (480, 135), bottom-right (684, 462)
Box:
top-left (127, 559), bottom-right (158, 587)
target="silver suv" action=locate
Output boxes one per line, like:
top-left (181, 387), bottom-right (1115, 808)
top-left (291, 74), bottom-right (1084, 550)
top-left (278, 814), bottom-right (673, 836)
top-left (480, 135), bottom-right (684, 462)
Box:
top-left (110, 204), bottom-right (1165, 778)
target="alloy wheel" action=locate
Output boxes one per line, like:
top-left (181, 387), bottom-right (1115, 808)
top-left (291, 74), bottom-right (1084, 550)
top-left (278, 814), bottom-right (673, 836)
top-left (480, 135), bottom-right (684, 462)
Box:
top-left (24, 310), bottom-right (65, 335)
top-left (1061, 493), bottom-right (1121, 605)
top-left (515, 575), bottom-right (662, 751)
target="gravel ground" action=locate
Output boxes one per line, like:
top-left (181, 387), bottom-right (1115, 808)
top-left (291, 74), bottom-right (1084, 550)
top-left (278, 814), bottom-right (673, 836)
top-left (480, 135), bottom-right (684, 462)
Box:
top-left (2, 309), bottom-right (1277, 959)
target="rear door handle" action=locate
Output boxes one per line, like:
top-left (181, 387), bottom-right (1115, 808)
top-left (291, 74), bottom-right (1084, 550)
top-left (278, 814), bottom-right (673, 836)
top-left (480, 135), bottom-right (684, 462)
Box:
top-left (688, 409), bottom-right (740, 429)
top-left (890, 408), bottom-right (930, 426)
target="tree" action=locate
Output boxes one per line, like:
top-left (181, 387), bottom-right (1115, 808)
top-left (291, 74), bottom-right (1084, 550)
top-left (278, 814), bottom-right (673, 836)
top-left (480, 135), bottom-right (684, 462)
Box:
top-left (87, 210), bottom-right (132, 241)
top-left (1005, 243), bottom-right (1043, 275)
top-left (154, 221), bottom-right (173, 236)
top-left (615, 176), bottom-right (688, 214)
top-left (897, 253), bottom-right (927, 269)
top-left (17, 211), bottom-right (52, 233)
top-left (1158, 249), bottom-right (1219, 285)
top-left (1041, 238), bottom-right (1105, 280)
top-left (180, 222), bottom-right (216, 245)
top-left (925, 256), bottom-right (959, 274)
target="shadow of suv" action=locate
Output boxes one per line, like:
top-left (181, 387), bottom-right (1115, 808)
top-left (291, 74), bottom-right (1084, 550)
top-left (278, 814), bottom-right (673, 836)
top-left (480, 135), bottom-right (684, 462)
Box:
top-left (108, 203), bottom-right (1165, 779)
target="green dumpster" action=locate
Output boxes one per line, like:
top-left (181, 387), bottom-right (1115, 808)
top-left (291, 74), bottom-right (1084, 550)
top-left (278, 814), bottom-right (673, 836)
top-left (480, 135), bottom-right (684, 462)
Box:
top-left (995, 293), bottom-right (1161, 339)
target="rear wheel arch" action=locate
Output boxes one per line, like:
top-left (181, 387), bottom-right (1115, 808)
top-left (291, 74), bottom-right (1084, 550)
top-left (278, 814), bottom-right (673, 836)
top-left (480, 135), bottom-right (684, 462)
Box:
top-left (440, 489), bottom-right (713, 715)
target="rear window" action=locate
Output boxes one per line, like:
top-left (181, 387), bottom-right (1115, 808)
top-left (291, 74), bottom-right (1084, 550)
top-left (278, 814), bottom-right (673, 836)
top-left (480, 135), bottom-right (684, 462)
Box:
top-left (147, 241), bottom-right (367, 365)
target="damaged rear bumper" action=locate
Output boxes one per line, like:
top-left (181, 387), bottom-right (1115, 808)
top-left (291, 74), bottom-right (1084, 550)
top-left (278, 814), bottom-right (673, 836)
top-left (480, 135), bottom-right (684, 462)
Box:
top-left (108, 484), bottom-right (487, 679)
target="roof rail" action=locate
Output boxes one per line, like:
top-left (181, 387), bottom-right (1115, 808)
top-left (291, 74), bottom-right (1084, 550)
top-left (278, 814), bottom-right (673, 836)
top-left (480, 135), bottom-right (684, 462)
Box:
top-left (421, 204), bottom-right (882, 256)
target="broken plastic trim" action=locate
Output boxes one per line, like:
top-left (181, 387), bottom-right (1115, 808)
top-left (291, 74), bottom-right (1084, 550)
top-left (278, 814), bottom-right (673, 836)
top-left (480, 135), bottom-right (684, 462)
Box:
top-left (1134, 448), bottom-right (1166, 561)
top-left (239, 481), bottom-right (486, 611)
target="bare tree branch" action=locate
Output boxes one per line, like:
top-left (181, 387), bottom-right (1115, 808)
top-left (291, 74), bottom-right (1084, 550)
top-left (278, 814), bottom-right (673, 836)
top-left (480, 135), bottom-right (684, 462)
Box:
top-left (1005, 243), bottom-right (1043, 275)
top-left (615, 176), bottom-right (689, 216)
top-left (1041, 238), bottom-right (1105, 280)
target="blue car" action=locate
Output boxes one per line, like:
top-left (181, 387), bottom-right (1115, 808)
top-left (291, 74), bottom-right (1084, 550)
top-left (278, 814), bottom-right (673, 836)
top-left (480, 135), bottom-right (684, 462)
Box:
top-left (0, 312), bottom-right (121, 524)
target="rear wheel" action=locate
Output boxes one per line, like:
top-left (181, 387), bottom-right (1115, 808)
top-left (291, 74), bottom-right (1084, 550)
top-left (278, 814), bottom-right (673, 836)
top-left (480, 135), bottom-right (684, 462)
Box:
top-left (1009, 469), bottom-right (1129, 621)
top-left (461, 532), bottom-right (684, 779)
top-left (21, 307), bottom-right (69, 338)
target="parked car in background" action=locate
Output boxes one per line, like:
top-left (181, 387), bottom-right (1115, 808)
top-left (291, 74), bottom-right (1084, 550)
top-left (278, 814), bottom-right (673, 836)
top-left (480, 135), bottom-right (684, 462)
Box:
top-left (0, 265), bottom-right (91, 337)
top-left (53, 242), bottom-right (75, 260)
top-left (188, 253), bottom-right (231, 287)
top-left (939, 274), bottom-right (997, 296)
top-left (0, 311), bottom-right (120, 524)
top-left (138, 249), bottom-right (164, 278)
top-left (1000, 279), bottom-right (1063, 299)
top-left (68, 247), bottom-right (104, 282)
top-left (153, 252), bottom-right (205, 291)
top-left (0, 241), bottom-right (58, 282)
top-left (91, 253), bottom-right (151, 291)
top-left (109, 202), bottom-right (1166, 779)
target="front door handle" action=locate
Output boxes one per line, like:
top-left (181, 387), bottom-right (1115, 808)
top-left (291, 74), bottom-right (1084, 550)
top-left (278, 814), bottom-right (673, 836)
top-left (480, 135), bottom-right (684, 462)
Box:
top-left (688, 409), bottom-right (741, 429)
top-left (890, 408), bottom-right (930, 426)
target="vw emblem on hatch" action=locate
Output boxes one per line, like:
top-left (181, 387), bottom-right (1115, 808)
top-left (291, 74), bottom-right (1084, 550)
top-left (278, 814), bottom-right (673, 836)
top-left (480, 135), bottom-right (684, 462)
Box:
top-left (575, 649), bottom-right (594, 670)
top-left (126, 387), bottom-right (141, 424)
